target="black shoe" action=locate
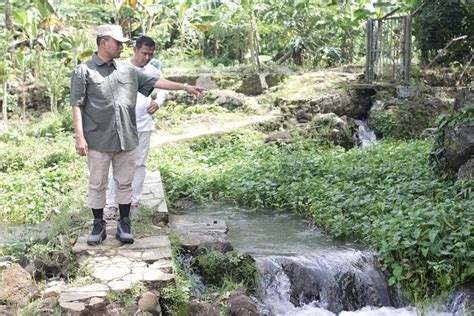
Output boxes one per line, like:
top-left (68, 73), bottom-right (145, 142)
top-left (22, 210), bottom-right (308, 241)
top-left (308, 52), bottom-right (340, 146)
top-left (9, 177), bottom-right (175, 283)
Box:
top-left (87, 219), bottom-right (106, 245)
top-left (116, 217), bottom-right (134, 243)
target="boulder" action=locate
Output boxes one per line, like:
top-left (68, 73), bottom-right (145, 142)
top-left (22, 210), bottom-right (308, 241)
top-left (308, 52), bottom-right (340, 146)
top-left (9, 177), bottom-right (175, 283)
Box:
top-left (237, 74), bottom-right (265, 96)
top-left (0, 263), bottom-right (37, 307)
top-left (282, 261), bottom-right (321, 306)
top-left (396, 85), bottom-right (421, 98)
top-left (444, 121), bottom-right (474, 169)
top-left (444, 281), bottom-right (474, 316)
top-left (454, 88), bottom-right (474, 111)
top-left (458, 158), bottom-right (474, 180)
top-left (187, 301), bottom-right (221, 316)
top-left (138, 291), bottom-right (161, 315)
top-left (163, 75), bottom-right (199, 85)
top-left (44, 280), bottom-right (66, 298)
top-left (196, 75), bottom-right (218, 90)
top-left (301, 113), bottom-right (354, 149)
top-left (369, 95), bottom-right (451, 139)
top-left (225, 292), bottom-right (259, 316)
top-left (264, 131), bottom-right (293, 144)
top-left (296, 110), bottom-right (313, 123)
top-left (215, 91), bottom-right (246, 110)
top-left (278, 88), bottom-right (372, 122)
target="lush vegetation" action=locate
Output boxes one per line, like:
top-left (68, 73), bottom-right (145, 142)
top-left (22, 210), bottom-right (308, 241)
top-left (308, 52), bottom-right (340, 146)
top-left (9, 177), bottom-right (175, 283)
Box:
top-left (149, 130), bottom-right (473, 302)
top-left (414, 0), bottom-right (473, 66)
top-left (0, 0), bottom-right (450, 120)
top-left (0, 111), bottom-right (87, 224)
top-left (0, 0), bottom-right (472, 312)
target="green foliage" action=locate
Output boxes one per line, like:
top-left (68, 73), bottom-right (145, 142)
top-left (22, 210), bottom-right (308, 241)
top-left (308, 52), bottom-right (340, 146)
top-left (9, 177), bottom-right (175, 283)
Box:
top-left (107, 282), bottom-right (147, 308)
top-left (303, 115), bottom-right (355, 149)
top-left (160, 236), bottom-right (191, 316)
top-left (33, 110), bottom-right (75, 137)
top-left (150, 131), bottom-right (473, 302)
top-left (0, 150), bottom-right (27, 172)
top-left (191, 251), bottom-right (257, 292)
top-left (414, 0), bottom-right (473, 66)
top-left (0, 125), bottom-right (86, 224)
top-left (21, 299), bottom-right (62, 316)
top-left (429, 106), bottom-right (474, 177)
top-left (160, 284), bottom-right (189, 316)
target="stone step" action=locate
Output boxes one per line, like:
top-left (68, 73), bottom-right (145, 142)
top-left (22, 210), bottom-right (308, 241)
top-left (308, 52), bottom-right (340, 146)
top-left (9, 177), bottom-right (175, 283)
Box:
top-left (63, 170), bottom-right (173, 314)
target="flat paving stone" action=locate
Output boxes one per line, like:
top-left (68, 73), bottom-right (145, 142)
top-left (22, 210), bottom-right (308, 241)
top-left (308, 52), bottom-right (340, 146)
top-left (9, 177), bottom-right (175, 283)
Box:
top-left (69, 170), bottom-right (174, 297)
top-left (169, 214), bottom-right (228, 247)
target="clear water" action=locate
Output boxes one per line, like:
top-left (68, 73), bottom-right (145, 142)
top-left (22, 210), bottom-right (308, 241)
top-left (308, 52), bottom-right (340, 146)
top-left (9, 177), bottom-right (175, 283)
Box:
top-left (181, 201), bottom-right (456, 316)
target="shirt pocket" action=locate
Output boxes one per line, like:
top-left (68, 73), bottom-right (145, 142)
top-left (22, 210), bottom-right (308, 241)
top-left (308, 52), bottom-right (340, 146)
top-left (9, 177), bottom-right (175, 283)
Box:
top-left (87, 75), bottom-right (106, 97)
top-left (117, 73), bottom-right (137, 103)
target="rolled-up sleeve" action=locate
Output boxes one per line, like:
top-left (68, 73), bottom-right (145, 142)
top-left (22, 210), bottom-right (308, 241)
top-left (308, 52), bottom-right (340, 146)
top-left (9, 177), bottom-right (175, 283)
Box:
top-left (70, 66), bottom-right (87, 107)
top-left (136, 70), bottom-right (159, 97)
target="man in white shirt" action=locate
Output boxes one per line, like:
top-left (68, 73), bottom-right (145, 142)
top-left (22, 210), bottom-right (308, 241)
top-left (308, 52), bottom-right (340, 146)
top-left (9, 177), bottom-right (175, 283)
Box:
top-left (106, 36), bottom-right (167, 211)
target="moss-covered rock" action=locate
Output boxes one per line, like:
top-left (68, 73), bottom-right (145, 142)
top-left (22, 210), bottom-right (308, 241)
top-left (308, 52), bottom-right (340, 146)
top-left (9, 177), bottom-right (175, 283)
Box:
top-left (301, 113), bottom-right (355, 149)
top-left (368, 95), bottom-right (451, 139)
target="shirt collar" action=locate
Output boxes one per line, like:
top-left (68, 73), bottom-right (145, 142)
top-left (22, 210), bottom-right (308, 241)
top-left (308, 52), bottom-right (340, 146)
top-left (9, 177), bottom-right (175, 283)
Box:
top-left (92, 52), bottom-right (117, 69)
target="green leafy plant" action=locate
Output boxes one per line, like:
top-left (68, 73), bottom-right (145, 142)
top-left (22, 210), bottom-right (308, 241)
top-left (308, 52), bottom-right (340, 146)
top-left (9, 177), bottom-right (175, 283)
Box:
top-left (191, 251), bottom-right (257, 292)
top-left (107, 282), bottom-right (147, 308)
top-left (149, 130), bottom-right (473, 303)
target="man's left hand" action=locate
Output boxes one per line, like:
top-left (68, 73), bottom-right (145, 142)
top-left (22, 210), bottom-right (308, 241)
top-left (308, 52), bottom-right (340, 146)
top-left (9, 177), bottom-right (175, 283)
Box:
top-left (147, 100), bottom-right (160, 114)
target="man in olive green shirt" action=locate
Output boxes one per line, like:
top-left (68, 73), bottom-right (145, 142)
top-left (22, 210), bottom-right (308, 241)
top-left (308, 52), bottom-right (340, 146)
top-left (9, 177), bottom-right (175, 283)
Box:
top-left (71, 25), bottom-right (204, 245)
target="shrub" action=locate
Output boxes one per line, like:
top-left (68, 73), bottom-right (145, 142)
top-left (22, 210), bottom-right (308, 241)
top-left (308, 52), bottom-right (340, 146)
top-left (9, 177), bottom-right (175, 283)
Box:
top-left (414, 0), bottom-right (473, 66)
top-left (191, 251), bottom-right (257, 292)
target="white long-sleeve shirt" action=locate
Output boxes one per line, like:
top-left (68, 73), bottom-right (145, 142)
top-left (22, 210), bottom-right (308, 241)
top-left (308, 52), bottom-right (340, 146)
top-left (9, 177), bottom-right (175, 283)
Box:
top-left (126, 60), bottom-right (168, 132)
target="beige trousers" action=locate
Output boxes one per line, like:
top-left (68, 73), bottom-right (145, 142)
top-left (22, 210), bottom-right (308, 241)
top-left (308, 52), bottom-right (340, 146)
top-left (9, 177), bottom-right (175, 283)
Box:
top-left (87, 149), bottom-right (135, 209)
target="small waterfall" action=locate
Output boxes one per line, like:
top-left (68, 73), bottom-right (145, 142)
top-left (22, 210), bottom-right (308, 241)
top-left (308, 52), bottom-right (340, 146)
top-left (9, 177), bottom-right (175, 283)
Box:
top-left (175, 202), bottom-right (466, 315)
top-left (256, 251), bottom-right (404, 315)
top-left (442, 284), bottom-right (473, 316)
top-left (353, 119), bottom-right (377, 148)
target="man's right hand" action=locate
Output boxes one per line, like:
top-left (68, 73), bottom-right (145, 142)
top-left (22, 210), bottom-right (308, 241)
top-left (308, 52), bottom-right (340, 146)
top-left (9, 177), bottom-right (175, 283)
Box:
top-left (75, 136), bottom-right (88, 156)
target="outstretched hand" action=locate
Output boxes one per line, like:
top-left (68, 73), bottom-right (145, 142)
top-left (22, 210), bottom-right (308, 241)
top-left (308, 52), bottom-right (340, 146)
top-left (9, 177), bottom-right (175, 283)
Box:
top-left (185, 85), bottom-right (206, 96)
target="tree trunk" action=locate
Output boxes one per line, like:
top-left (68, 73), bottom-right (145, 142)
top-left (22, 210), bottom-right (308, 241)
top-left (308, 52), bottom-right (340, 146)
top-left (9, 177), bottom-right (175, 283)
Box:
top-left (22, 74), bottom-right (26, 118)
top-left (5, 0), bottom-right (13, 31)
top-left (3, 82), bottom-right (8, 123)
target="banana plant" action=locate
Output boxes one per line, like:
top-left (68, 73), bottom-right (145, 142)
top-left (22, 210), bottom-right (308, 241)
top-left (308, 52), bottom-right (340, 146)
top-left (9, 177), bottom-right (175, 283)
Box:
top-left (14, 48), bottom-right (34, 118)
top-left (38, 53), bottom-right (68, 114)
top-left (0, 29), bottom-right (14, 123)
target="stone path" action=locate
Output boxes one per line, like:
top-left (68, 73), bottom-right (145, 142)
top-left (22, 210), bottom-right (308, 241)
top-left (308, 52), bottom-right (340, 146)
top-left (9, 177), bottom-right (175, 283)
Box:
top-left (60, 171), bottom-right (173, 314)
top-left (150, 114), bottom-right (278, 146)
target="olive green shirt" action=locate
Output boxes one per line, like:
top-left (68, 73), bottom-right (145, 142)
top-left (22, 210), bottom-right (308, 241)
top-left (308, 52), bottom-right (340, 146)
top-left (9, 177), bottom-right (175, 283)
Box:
top-left (70, 53), bottom-right (158, 152)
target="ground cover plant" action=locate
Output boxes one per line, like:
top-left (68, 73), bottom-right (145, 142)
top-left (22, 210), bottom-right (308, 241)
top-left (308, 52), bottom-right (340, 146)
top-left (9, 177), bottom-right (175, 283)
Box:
top-left (149, 130), bottom-right (473, 303)
top-left (0, 116), bottom-right (87, 224)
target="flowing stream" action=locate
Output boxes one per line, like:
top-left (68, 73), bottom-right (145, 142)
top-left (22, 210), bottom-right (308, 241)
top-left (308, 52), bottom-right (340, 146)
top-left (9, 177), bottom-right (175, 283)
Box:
top-left (181, 201), bottom-right (464, 315)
